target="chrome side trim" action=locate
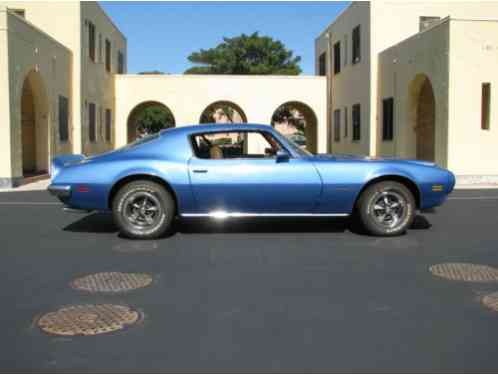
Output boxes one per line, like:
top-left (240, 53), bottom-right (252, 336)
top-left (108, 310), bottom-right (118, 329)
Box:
top-left (62, 207), bottom-right (92, 214)
top-left (181, 211), bottom-right (350, 219)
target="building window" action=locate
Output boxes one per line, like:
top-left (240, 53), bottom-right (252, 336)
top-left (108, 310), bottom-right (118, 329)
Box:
top-left (352, 25), bottom-right (361, 64)
top-left (98, 33), bottom-right (103, 63)
top-left (105, 109), bottom-right (112, 142)
top-left (88, 102), bottom-right (96, 142)
top-left (343, 35), bottom-right (348, 67)
top-left (482, 83), bottom-right (491, 130)
top-left (118, 51), bottom-right (125, 74)
top-left (58, 96), bottom-right (69, 142)
top-left (334, 109), bottom-right (341, 142)
top-left (344, 106), bottom-right (348, 138)
top-left (419, 16), bottom-right (441, 32)
top-left (88, 21), bottom-right (96, 62)
top-left (382, 97), bottom-right (394, 141)
top-left (352, 103), bottom-right (361, 141)
top-left (319, 52), bottom-right (327, 76)
top-left (99, 106), bottom-right (104, 140)
top-left (333, 42), bottom-right (341, 75)
top-left (105, 39), bottom-right (111, 72)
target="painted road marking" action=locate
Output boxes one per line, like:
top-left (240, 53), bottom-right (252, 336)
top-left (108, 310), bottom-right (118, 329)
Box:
top-left (0, 202), bottom-right (60, 205)
top-left (448, 196), bottom-right (498, 200)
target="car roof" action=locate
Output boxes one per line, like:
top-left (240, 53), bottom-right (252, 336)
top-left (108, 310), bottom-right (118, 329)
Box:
top-left (160, 123), bottom-right (273, 137)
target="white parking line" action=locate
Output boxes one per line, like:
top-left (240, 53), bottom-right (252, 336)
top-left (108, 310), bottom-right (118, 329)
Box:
top-left (0, 202), bottom-right (60, 205)
top-left (448, 196), bottom-right (498, 200)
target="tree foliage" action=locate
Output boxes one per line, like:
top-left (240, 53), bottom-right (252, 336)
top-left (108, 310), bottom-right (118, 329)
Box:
top-left (134, 104), bottom-right (175, 136)
top-left (272, 105), bottom-right (305, 133)
top-left (185, 32), bottom-right (302, 75)
top-left (200, 104), bottom-right (237, 123)
top-left (138, 70), bottom-right (166, 75)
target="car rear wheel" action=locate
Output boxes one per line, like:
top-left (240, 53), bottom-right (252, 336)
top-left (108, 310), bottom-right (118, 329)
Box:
top-left (356, 181), bottom-right (416, 236)
top-left (112, 180), bottom-right (175, 239)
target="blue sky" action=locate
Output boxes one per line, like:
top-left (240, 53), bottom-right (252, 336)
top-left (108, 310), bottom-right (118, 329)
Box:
top-left (99, 1), bottom-right (349, 75)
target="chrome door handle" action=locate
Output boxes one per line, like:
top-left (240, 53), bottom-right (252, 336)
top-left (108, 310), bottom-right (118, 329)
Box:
top-left (192, 169), bottom-right (208, 173)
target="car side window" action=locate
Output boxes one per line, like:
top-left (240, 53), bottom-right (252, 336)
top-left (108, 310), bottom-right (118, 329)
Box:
top-left (191, 131), bottom-right (283, 160)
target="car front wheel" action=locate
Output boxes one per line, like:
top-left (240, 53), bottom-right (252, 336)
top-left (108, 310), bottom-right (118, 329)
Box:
top-left (112, 180), bottom-right (175, 239)
top-left (357, 181), bottom-right (416, 236)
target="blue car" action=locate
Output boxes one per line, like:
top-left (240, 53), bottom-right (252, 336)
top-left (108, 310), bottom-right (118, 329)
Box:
top-left (48, 123), bottom-right (455, 239)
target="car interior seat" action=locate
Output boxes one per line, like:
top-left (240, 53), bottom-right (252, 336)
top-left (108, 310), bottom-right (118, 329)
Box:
top-left (210, 145), bottom-right (223, 159)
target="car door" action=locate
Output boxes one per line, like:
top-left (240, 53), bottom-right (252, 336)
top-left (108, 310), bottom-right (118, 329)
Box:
top-left (188, 130), bottom-right (322, 214)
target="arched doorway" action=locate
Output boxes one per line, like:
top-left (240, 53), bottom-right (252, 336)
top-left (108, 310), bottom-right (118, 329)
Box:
top-left (409, 74), bottom-right (436, 161)
top-left (20, 70), bottom-right (49, 176)
top-left (271, 101), bottom-right (318, 153)
top-left (127, 101), bottom-right (175, 143)
top-left (199, 101), bottom-right (247, 124)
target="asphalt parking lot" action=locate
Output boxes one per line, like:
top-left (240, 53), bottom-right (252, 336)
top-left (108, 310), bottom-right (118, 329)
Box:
top-left (1, 189), bottom-right (498, 372)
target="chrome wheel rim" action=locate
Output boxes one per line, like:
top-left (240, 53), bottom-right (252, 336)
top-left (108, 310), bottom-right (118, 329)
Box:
top-left (370, 190), bottom-right (407, 229)
top-left (123, 192), bottom-right (163, 230)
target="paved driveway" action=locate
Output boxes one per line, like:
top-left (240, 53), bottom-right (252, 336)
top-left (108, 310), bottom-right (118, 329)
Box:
top-left (0, 189), bottom-right (498, 372)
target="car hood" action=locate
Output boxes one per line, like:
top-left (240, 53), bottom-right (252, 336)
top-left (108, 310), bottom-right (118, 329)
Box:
top-left (311, 154), bottom-right (437, 167)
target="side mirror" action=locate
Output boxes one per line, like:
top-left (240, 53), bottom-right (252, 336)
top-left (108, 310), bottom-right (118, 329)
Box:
top-left (276, 150), bottom-right (290, 163)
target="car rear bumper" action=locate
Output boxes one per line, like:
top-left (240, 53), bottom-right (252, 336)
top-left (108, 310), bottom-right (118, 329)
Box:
top-left (47, 184), bottom-right (71, 203)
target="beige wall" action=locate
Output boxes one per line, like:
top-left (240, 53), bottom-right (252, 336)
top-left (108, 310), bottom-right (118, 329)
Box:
top-left (0, 7), bottom-right (11, 182)
top-left (1, 1), bottom-right (127, 157)
top-left (377, 19), bottom-right (449, 167)
top-left (316, 0), bottom-right (498, 163)
top-left (0, 8), bottom-right (71, 182)
top-left (371, 2), bottom-right (498, 163)
top-left (114, 75), bottom-right (327, 152)
top-left (80, 2), bottom-right (126, 156)
top-left (447, 19), bottom-right (498, 175)
top-left (1, 1), bottom-right (82, 154)
top-left (316, 2), bottom-right (371, 155)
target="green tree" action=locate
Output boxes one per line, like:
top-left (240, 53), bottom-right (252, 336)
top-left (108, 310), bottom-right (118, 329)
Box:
top-left (272, 105), bottom-right (305, 134)
top-left (185, 32), bottom-right (301, 75)
top-left (200, 104), bottom-right (236, 123)
top-left (134, 104), bottom-right (175, 136)
top-left (138, 70), bottom-right (166, 75)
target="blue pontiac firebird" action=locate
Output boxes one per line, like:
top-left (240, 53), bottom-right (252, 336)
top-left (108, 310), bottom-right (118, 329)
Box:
top-left (48, 123), bottom-right (455, 239)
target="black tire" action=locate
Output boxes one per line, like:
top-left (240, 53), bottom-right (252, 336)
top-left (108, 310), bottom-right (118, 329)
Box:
top-left (112, 180), bottom-right (175, 239)
top-left (356, 181), bottom-right (416, 237)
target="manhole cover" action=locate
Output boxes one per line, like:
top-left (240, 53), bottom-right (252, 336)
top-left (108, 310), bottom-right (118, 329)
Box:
top-left (70, 272), bottom-right (153, 293)
top-left (482, 292), bottom-right (498, 312)
top-left (37, 304), bottom-right (140, 336)
top-left (429, 263), bottom-right (498, 282)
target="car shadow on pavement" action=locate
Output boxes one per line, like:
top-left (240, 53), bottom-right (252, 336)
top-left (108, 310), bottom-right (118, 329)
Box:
top-left (63, 212), bottom-right (431, 237)
top-left (63, 212), bottom-right (118, 233)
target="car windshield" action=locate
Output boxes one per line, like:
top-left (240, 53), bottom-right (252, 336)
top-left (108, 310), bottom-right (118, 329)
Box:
top-left (274, 129), bottom-right (313, 157)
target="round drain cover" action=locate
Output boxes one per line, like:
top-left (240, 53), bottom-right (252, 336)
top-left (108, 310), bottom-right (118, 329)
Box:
top-left (71, 272), bottom-right (153, 293)
top-left (429, 263), bottom-right (498, 282)
top-left (482, 292), bottom-right (498, 312)
top-left (38, 304), bottom-right (140, 336)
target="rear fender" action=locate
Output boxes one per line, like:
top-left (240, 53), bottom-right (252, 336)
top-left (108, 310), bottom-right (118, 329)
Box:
top-left (50, 154), bottom-right (86, 180)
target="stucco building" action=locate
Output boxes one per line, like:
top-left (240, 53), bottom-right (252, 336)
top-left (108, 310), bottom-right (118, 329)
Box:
top-left (316, 1), bottom-right (498, 179)
top-left (0, 1), bottom-right (126, 187)
top-left (0, 1), bottom-right (326, 187)
top-left (2, 1), bottom-right (498, 188)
